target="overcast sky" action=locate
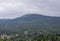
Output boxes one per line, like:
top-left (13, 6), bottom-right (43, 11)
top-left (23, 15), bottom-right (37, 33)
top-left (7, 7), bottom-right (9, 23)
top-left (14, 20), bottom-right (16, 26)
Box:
top-left (0, 0), bottom-right (60, 19)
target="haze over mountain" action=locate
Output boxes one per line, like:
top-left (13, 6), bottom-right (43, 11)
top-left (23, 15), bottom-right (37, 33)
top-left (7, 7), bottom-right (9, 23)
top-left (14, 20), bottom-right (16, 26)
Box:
top-left (0, 14), bottom-right (60, 32)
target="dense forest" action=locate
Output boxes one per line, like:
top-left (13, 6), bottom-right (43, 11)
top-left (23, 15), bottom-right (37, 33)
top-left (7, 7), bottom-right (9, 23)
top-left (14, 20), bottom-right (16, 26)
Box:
top-left (0, 31), bottom-right (60, 41)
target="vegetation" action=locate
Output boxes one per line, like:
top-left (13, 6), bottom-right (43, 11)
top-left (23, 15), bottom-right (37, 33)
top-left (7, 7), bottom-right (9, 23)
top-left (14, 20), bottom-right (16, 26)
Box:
top-left (0, 31), bottom-right (60, 41)
top-left (0, 14), bottom-right (60, 41)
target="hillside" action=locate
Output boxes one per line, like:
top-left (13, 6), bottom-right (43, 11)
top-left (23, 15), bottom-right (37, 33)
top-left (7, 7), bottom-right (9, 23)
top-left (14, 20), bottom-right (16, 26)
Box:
top-left (0, 14), bottom-right (60, 32)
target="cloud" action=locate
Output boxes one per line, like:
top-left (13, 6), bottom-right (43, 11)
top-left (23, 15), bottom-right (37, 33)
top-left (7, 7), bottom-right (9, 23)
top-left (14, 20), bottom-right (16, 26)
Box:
top-left (0, 0), bottom-right (60, 19)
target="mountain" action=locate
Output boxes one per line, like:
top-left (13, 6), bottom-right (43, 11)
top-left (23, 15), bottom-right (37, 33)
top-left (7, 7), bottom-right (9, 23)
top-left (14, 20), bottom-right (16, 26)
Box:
top-left (0, 14), bottom-right (60, 32)
top-left (0, 19), bottom-right (10, 28)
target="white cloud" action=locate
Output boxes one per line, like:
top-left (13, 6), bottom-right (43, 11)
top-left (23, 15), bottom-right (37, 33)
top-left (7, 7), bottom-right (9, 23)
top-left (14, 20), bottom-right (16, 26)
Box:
top-left (0, 0), bottom-right (60, 19)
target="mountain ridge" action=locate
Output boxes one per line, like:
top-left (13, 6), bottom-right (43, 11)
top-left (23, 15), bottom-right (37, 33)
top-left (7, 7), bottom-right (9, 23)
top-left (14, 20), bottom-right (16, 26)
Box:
top-left (0, 14), bottom-right (60, 32)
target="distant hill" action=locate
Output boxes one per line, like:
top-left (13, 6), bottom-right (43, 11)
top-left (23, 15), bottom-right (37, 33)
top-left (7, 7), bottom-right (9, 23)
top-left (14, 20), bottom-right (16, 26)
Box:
top-left (0, 14), bottom-right (60, 32)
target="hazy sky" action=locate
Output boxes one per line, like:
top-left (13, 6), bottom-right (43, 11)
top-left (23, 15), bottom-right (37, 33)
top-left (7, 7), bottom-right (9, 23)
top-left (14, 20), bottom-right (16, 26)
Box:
top-left (0, 0), bottom-right (60, 19)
